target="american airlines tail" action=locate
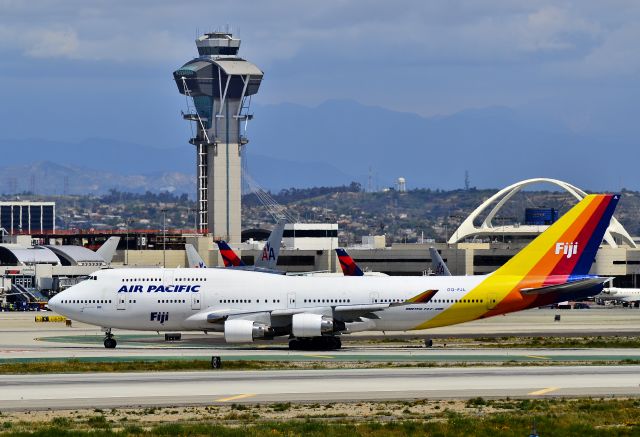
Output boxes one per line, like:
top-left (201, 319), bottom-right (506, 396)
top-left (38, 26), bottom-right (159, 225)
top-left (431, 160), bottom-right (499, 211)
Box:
top-left (254, 222), bottom-right (285, 270)
top-left (215, 241), bottom-right (246, 267)
top-left (429, 247), bottom-right (451, 276)
top-left (336, 248), bottom-right (364, 276)
top-left (185, 244), bottom-right (207, 268)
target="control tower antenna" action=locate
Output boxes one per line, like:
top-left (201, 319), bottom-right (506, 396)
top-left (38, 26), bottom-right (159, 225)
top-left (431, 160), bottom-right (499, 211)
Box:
top-left (173, 32), bottom-right (263, 243)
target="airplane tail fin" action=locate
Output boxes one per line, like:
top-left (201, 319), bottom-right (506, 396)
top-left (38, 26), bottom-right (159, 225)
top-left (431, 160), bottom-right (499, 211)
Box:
top-left (255, 221), bottom-right (285, 270)
top-left (429, 247), bottom-right (451, 276)
top-left (185, 244), bottom-right (207, 268)
top-left (494, 194), bottom-right (619, 279)
top-left (96, 236), bottom-right (120, 264)
top-left (336, 248), bottom-right (364, 276)
top-left (215, 240), bottom-right (246, 267)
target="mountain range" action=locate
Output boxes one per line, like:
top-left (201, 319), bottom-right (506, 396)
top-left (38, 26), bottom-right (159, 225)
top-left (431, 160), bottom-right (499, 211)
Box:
top-left (0, 100), bottom-right (636, 195)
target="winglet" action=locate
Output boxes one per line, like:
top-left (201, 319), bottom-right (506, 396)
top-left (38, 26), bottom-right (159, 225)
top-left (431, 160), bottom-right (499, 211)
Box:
top-left (404, 289), bottom-right (438, 304)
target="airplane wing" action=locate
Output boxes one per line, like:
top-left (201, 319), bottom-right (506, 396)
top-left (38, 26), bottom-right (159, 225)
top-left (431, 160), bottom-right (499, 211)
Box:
top-left (520, 277), bottom-right (609, 295)
top-left (187, 289), bottom-right (438, 324)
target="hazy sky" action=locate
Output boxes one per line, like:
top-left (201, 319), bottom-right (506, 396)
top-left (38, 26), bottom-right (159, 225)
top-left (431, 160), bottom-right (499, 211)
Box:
top-left (1, 1), bottom-right (639, 149)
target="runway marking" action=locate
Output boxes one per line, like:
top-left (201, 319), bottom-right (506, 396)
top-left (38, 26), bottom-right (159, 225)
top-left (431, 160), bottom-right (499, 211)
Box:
top-left (304, 354), bottom-right (335, 359)
top-left (525, 355), bottom-right (551, 360)
top-left (528, 387), bottom-right (559, 396)
top-left (216, 393), bottom-right (256, 402)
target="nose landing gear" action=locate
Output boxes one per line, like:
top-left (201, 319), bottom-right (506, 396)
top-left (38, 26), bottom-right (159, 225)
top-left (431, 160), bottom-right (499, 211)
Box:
top-left (103, 329), bottom-right (117, 349)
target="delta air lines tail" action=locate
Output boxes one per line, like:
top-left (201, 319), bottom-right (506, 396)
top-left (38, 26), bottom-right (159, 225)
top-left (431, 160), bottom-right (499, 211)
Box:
top-left (216, 240), bottom-right (246, 267)
top-left (215, 222), bottom-right (284, 271)
top-left (336, 248), bottom-right (364, 276)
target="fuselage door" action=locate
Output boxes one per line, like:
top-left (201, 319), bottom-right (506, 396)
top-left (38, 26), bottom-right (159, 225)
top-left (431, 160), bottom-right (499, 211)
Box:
top-left (287, 292), bottom-right (296, 309)
top-left (370, 291), bottom-right (379, 304)
top-left (191, 290), bottom-right (201, 310)
top-left (116, 293), bottom-right (127, 310)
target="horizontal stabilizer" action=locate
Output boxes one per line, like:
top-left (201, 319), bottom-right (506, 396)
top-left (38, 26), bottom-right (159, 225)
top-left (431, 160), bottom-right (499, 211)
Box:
top-left (521, 277), bottom-right (609, 295)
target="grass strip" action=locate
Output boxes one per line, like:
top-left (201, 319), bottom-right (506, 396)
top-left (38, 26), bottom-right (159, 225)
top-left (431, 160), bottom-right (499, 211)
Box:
top-left (1, 358), bottom-right (640, 374)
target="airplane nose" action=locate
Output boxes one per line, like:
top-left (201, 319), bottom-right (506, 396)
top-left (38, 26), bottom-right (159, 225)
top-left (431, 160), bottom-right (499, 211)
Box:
top-left (47, 293), bottom-right (62, 313)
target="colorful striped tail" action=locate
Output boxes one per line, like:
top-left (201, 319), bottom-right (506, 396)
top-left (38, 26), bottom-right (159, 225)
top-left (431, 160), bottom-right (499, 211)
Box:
top-left (494, 194), bottom-right (619, 279)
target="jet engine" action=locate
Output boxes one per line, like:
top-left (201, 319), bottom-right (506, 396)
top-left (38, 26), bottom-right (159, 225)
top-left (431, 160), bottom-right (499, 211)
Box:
top-left (291, 313), bottom-right (334, 337)
top-left (224, 319), bottom-right (270, 343)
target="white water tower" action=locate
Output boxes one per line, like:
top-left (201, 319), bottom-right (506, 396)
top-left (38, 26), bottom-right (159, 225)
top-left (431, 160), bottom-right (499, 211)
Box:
top-left (396, 177), bottom-right (406, 192)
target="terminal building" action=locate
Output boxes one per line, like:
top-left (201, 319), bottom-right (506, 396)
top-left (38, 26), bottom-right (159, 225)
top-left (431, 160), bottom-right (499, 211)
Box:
top-left (0, 201), bottom-right (55, 234)
top-left (3, 178), bottom-right (640, 308)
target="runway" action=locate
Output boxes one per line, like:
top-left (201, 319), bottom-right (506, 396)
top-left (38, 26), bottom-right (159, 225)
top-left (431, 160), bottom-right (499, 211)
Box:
top-left (0, 365), bottom-right (639, 411)
top-left (3, 346), bottom-right (640, 364)
top-left (2, 308), bottom-right (640, 411)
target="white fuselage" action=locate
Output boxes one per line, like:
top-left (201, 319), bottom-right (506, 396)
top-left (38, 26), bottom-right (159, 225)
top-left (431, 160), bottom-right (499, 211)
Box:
top-left (48, 267), bottom-right (487, 333)
top-left (599, 287), bottom-right (640, 303)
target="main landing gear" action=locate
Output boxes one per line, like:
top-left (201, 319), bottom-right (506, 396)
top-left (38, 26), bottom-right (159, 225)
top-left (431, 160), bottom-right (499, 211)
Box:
top-left (289, 336), bottom-right (342, 350)
top-left (103, 329), bottom-right (117, 349)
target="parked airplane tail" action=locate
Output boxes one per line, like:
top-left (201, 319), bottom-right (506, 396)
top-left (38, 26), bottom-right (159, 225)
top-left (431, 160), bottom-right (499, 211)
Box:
top-left (429, 247), bottom-right (451, 276)
top-left (96, 237), bottom-right (120, 264)
top-left (185, 244), bottom-right (207, 268)
top-left (336, 248), bottom-right (364, 276)
top-left (215, 241), bottom-right (246, 267)
top-left (254, 222), bottom-right (285, 270)
top-left (493, 194), bottom-right (619, 279)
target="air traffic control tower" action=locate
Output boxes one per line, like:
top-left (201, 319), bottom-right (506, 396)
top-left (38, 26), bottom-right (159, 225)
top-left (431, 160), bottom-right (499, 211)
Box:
top-left (173, 32), bottom-right (263, 243)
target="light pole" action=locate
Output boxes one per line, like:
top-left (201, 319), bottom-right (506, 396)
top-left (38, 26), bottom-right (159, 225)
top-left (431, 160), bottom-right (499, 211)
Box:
top-left (189, 208), bottom-right (197, 234)
top-left (125, 218), bottom-right (133, 265)
top-left (161, 209), bottom-right (167, 267)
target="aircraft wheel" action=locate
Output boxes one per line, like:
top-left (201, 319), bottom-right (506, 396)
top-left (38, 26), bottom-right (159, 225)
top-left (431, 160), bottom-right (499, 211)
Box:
top-left (288, 339), bottom-right (301, 350)
top-left (331, 337), bottom-right (342, 350)
top-left (104, 337), bottom-right (117, 349)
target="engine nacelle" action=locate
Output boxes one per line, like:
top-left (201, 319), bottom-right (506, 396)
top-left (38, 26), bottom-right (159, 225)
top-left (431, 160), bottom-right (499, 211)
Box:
top-left (224, 319), bottom-right (270, 343)
top-left (291, 313), bottom-right (333, 337)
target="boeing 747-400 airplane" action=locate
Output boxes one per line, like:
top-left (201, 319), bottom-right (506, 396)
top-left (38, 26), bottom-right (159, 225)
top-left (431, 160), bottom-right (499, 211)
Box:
top-left (48, 194), bottom-right (619, 350)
